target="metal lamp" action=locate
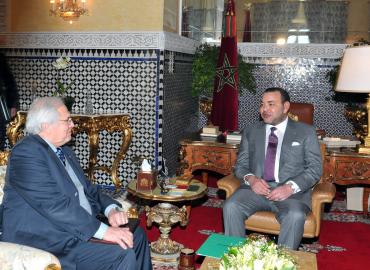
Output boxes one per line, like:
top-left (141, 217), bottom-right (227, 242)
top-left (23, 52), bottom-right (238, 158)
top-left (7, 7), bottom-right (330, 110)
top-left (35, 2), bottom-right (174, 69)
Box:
top-left (336, 46), bottom-right (370, 154)
top-left (49, 0), bottom-right (88, 24)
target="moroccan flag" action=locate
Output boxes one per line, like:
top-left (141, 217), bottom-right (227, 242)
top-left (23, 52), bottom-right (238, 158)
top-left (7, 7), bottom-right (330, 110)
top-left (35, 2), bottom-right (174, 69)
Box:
top-left (210, 0), bottom-right (238, 132)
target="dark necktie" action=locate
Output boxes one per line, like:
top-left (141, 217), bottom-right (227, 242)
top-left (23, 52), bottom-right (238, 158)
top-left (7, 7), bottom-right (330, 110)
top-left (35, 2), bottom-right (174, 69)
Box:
top-left (56, 147), bottom-right (66, 166)
top-left (263, 127), bottom-right (278, 181)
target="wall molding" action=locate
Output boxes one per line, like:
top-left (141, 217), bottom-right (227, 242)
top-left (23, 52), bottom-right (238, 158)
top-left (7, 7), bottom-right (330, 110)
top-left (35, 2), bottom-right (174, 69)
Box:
top-left (0, 32), bottom-right (347, 60)
top-left (238, 42), bottom-right (347, 59)
top-left (0, 31), bottom-right (199, 54)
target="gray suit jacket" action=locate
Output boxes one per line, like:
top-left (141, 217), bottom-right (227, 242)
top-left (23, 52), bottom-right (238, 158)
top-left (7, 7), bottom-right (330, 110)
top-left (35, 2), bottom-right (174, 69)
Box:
top-left (234, 119), bottom-right (322, 207)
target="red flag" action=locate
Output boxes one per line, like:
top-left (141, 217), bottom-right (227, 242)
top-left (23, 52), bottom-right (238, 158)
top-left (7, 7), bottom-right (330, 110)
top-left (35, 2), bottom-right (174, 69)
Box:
top-left (210, 0), bottom-right (238, 131)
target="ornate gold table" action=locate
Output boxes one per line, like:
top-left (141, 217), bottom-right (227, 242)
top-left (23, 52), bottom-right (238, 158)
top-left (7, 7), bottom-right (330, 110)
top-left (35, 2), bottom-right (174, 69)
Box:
top-left (6, 111), bottom-right (132, 190)
top-left (126, 179), bottom-right (207, 262)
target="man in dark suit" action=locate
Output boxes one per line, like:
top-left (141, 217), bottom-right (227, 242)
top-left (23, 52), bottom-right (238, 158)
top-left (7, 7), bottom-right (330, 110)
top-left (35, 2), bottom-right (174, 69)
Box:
top-left (1, 97), bottom-right (152, 270)
top-left (223, 87), bottom-right (322, 250)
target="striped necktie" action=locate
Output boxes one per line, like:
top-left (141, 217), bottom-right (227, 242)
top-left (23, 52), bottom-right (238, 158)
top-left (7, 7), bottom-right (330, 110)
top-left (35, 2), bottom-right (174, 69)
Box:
top-left (56, 147), bottom-right (66, 166)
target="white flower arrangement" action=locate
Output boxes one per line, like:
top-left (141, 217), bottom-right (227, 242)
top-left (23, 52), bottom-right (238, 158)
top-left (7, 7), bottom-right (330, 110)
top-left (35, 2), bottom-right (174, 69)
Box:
top-left (220, 235), bottom-right (297, 270)
top-left (52, 56), bottom-right (71, 70)
top-left (51, 56), bottom-right (75, 110)
top-left (52, 56), bottom-right (74, 97)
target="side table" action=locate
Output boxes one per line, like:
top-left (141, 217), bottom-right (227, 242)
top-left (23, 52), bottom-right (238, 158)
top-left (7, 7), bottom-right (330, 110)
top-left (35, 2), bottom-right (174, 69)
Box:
top-left (177, 140), bottom-right (238, 185)
top-left (126, 179), bottom-right (207, 262)
top-left (323, 149), bottom-right (370, 215)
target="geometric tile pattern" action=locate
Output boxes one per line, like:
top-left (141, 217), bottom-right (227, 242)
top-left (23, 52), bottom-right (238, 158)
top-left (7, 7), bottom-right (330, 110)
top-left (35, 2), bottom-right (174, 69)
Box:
top-left (162, 51), bottom-right (198, 176)
top-left (237, 61), bottom-right (353, 137)
top-left (2, 42), bottom-right (356, 186)
top-left (3, 48), bottom-right (162, 187)
top-left (199, 57), bottom-right (354, 138)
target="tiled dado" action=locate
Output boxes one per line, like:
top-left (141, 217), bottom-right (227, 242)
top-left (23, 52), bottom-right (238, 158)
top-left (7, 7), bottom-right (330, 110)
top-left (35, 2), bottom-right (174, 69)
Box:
top-left (0, 32), bottom-right (199, 187)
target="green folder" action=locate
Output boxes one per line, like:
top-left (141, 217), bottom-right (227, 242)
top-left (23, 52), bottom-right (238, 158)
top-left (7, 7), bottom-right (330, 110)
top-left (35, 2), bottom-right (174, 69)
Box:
top-left (196, 233), bottom-right (245, 259)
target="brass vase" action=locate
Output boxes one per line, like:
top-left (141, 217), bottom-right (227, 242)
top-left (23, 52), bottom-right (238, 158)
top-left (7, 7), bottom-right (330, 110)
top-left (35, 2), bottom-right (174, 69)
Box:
top-left (344, 105), bottom-right (367, 143)
top-left (199, 97), bottom-right (213, 125)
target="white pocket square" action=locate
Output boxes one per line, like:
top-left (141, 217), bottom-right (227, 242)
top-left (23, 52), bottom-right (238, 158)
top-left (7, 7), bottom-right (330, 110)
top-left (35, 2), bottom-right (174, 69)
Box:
top-left (292, 141), bottom-right (300, 146)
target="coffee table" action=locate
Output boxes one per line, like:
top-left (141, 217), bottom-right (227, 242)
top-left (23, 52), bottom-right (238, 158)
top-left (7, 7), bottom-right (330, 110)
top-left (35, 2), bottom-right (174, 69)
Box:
top-left (126, 179), bottom-right (207, 262)
top-left (199, 250), bottom-right (317, 270)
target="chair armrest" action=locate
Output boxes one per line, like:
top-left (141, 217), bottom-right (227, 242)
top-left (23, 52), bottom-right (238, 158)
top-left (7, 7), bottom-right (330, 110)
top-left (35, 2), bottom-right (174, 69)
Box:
top-left (0, 242), bottom-right (61, 270)
top-left (311, 182), bottom-right (336, 235)
top-left (312, 182), bottom-right (336, 206)
top-left (217, 174), bottom-right (241, 198)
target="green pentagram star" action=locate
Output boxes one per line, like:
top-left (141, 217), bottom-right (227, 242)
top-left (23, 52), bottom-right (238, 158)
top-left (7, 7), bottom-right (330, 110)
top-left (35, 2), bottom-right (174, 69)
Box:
top-left (215, 54), bottom-right (237, 92)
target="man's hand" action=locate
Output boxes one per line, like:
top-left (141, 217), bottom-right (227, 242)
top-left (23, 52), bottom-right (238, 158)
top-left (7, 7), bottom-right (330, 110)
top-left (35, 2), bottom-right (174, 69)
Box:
top-left (103, 227), bottom-right (133, 249)
top-left (108, 208), bottom-right (128, 227)
top-left (266, 184), bottom-right (294, 201)
top-left (248, 175), bottom-right (271, 196)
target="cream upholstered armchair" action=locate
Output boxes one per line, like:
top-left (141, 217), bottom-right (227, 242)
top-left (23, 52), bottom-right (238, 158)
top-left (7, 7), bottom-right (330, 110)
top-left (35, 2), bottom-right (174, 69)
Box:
top-left (0, 151), bottom-right (62, 270)
top-left (218, 144), bottom-right (336, 238)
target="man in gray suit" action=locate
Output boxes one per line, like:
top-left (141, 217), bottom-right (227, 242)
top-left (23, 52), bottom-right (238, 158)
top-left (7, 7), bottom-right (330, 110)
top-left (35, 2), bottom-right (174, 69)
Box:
top-left (223, 87), bottom-right (322, 250)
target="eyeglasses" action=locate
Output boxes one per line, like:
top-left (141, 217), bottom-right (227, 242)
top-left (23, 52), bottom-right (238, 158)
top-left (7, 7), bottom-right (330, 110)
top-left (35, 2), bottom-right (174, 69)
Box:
top-left (59, 117), bottom-right (73, 124)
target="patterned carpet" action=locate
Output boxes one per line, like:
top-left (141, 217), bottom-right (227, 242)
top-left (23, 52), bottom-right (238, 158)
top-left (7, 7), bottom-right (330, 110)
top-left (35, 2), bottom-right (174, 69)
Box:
top-left (322, 199), bottom-right (370, 224)
top-left (104, 186), bottom-right (370, 269)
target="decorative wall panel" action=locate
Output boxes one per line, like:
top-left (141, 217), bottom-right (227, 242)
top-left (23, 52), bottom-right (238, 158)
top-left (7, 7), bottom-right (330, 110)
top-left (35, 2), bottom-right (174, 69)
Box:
top-left (199, 43), bottom-right (353, 138)
top-left (3, 48), bottom-right (161, 187)
top-left (0, 32), bottom-right (199, 187)
top-left (1, 33), bottom-right (356, 184)
top-left (162, 51), bottom-right (198, 176)
top-left (237, 63), bottom-right (352, 137)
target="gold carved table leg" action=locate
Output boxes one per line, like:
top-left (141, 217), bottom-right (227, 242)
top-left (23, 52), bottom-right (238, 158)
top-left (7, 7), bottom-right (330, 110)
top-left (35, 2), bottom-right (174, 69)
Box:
top-left (145, 203), bottom-right (188, 262)
top-left (85, 122), bottom-right (99, 184)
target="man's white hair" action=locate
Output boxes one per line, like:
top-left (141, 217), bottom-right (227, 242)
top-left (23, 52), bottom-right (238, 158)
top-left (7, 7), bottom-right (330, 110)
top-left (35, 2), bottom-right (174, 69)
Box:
top-left (25, 97), bottom-right (65, 134)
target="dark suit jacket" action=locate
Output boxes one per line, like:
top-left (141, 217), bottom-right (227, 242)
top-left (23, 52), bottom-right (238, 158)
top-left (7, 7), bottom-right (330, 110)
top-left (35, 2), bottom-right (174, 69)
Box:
top-left (1, 135), bottom-right (119, 262)
top-left (234, 119), bottom-right (322, 207)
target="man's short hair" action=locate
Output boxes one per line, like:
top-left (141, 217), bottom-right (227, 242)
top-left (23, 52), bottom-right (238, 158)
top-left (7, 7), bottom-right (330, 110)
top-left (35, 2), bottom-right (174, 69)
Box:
top-left (25, 97), bottom-right (65, 134)
top-left (263, 87), bottom-right (290, 103)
